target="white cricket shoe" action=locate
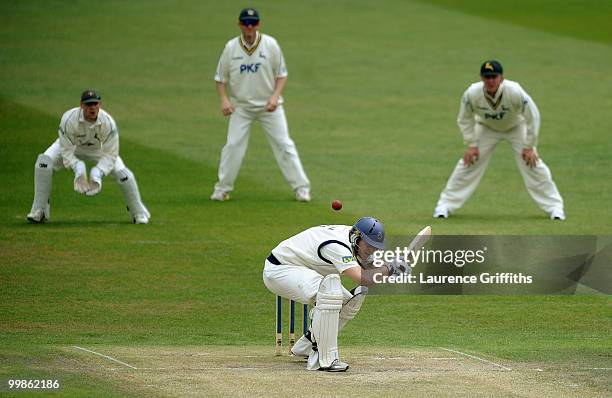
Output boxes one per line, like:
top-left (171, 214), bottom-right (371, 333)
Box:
top-left (433, 207), bottom-right (449, 219)
top-left (550, 209), bottom-right (566, 221)
top-left (306, 349), bottom-right (349, 372)
top-left (320, 359), bottom-right (349, 372)
top-left (295, 187), bottom-right (311, 202)
top-left (27, 209), bottom-right (46, 223)
top-left (210, 189), bottom-right (230, 201)
top-left (133, 213), bottom-right (150, 224)
top-left (26, 204), bottom-right (50, 223)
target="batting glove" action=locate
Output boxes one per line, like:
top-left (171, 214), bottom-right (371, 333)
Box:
top-left (384, 257), bottom-right (411, 276)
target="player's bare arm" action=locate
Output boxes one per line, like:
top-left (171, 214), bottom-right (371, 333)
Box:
top-left (216, 82), bottom-right (234, 116)
top-left (266, 76), bottom-right (287, 112)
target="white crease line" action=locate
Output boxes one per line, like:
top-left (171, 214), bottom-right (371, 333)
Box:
top-left (582, 368), bottom-right (612, 370)
top-left (439, 347), bottom-right (512, 371)
top-left (73, 346), bottom-right (138, 369)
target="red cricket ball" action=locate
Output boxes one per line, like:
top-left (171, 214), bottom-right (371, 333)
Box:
top-left (332, 200), bottom-right (342, 211)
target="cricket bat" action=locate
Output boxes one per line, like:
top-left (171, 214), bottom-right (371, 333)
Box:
top-left (406, 225), bottom-right (432, 265)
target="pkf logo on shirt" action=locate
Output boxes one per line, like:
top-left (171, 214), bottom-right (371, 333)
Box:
top-left (485, 111), bottom-right (507, 120)
top-left (240, 63), bottom-right (262, 74)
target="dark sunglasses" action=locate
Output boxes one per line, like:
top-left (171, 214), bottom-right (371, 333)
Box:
top-left (240, 20), bottom-right (259, 26)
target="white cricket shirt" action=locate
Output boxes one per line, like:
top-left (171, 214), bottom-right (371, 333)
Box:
top-left (271, 225), bottom-right (360, 276)
top-left (58, 107), bottom-right (119, 175)
top-left (458, 79), bottom-right (541, 148)
top-left (214, 32), bottom-right (288, 108)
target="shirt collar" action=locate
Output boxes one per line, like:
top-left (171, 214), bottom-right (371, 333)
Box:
top-left (240, 31), bottom-right (260, 49)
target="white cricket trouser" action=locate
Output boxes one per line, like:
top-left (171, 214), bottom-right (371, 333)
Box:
top-left (44, 139), bottom-right (127, 173)
top-left (435, 124), bottom-right (564, 215)
top-left (214, 105), bottom-right (310, 192)
top-left (262, 260), bottom-right (353, 306)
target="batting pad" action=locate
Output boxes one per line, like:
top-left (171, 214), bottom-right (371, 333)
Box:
top-left (309, 274), bottom-right (343, 369)
top-left (339, 286), bottom-right (368, 331)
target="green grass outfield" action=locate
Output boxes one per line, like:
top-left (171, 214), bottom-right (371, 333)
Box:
top-left (1, 1), bottom-right (611, 396)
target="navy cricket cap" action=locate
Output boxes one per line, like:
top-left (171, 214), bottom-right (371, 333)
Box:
top-left (239, 8), bottom-right (259, 24)
top-left (81, 89), bottom-right (101, 104)
top-left (480, 60), bottom-right (503, 77)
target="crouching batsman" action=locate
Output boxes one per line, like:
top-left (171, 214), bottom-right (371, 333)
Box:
top-left (263, 217), bottom-right (407, 372)
top-left (27, 90), bottom-right (150, 224)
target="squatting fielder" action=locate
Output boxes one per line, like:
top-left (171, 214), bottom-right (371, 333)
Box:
top-left (27, 90), bottom-right (150, 224)
top-left (263, 217), bottom-right (407, 372)
top-left (211, 8), bottom-right (311, 202)
top-left (434, 60), bottom-right (565, 220)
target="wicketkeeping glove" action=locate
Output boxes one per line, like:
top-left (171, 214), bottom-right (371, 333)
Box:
top-left (86, 166), bottom-right (103, 196)
top-left (73, 161), bottom-right (89, 194)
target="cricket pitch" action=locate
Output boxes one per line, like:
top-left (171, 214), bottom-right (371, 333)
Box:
top-left (54, 345), bottom-right (611, 397)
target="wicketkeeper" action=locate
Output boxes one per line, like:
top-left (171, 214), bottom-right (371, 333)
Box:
top-left (27, 90), bottom-right (150, 224)
top-left (433, 60), bottom-right (565, 220)
top-left (263, 217), bottom-right (407, 372)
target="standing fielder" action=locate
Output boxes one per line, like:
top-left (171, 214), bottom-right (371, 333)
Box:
top-left (211, 8), bottom-right (311, 202)
top-left (433, 60), bottom-right (565, 220)
top-left (263, 217), bottom-right (407, 371)
top-left (27, 90), bottom-right (150, 224)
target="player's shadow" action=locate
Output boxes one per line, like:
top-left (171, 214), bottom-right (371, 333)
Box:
top-left (17, 220), bottom-right (135, 228)
top-left (441, 213), bottom-right (547, 222)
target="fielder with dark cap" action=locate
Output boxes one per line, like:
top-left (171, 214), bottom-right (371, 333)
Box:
top-left (27, 90), bottom-right (150, 224)
top-left (211, 8), bottom-right (311, 202)
top-left (263, 217), bottom-right (408, 372)
top-left (433, 60), bottom-right (565, 220)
